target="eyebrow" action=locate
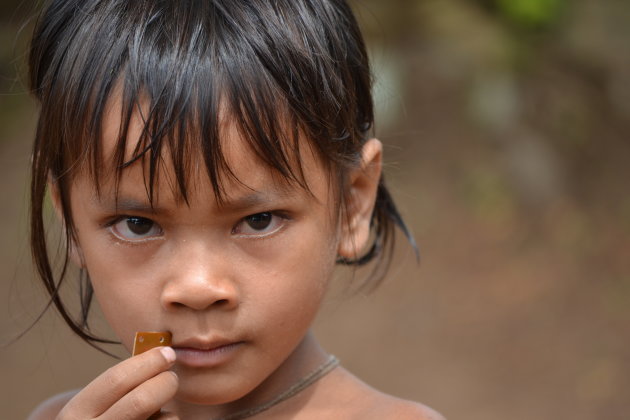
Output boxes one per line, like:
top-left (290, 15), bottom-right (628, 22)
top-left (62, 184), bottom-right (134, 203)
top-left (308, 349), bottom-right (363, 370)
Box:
top-left (218, 188), bottom-right (296, 212)
top-left (92, 196), bottom-right (161, 214)
top-left (91, 185), bottom-right (298, 215)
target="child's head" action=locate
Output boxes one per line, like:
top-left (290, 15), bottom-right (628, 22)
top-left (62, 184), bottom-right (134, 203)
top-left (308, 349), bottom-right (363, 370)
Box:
top-left (28, 0), bottom-right (411, 374)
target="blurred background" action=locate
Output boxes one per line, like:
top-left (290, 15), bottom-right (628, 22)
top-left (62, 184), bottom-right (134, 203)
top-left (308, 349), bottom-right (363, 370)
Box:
top-left (1, 0), bottom-right (629, 419)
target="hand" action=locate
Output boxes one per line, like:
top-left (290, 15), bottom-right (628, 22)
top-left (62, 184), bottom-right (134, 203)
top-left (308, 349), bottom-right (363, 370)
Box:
top-left (57, 347), bottom-right (179, 420)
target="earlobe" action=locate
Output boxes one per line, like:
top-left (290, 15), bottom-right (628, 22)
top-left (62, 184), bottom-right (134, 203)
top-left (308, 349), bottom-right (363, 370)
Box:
top-left (337, 138), bottom-right (382, 260)
top-left (48, 180), bottom-right (84, 268)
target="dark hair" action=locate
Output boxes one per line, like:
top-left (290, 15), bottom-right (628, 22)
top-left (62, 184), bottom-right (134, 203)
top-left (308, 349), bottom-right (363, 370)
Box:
top-left (28, 0), bottom-right (415, 352)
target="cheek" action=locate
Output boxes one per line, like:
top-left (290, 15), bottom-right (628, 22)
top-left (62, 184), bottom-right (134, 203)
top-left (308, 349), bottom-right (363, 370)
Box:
top-left (90, 281), bottom-right (151, 351)
top-left (247, 224), bottom-right (337, 325)
top-left (80, 245), bottom-right (161, 350)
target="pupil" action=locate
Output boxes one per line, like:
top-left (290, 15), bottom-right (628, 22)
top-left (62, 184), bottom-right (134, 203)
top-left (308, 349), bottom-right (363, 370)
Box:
top-left (126, 217), bottom-right (153, 235)
top-left (247, 213), bottom-right (272, 230)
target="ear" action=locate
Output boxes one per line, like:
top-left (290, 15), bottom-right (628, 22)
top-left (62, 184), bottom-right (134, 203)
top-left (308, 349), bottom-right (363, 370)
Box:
top-left (337, 138), bottom-right (383, 260)
top-left (48, 179), bottom-right (84, 268)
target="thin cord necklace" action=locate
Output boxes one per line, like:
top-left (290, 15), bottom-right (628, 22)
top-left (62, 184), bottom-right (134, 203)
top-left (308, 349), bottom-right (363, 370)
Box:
top-left (216, 355), bottom-right (340, 420)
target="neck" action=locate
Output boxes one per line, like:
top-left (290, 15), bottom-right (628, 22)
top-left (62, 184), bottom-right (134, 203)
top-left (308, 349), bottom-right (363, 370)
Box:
top-left (166, 331), bottom-right (330, 420)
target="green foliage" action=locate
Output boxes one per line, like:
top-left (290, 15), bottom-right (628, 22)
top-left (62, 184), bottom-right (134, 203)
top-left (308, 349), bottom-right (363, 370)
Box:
top-left (460, 166), bottom-right (515, 224)
top-left (495, 0), bottom-right (564, 28)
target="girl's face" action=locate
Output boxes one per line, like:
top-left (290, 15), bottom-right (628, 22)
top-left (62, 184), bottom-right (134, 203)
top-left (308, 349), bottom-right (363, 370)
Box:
top-left (66, 98), bottom-right (342, 405)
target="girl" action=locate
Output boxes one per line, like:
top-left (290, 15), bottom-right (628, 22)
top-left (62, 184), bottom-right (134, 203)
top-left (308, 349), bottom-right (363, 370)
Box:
top-left (26, 0), bottom-right (444, 419)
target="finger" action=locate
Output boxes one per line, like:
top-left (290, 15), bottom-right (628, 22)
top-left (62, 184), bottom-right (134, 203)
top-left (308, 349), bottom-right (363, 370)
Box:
top-left (148, 410), bottom-right (179, 420)
top-left (98, 370), bottom-right (178, 420)
top-left (60, 347), bottom-right (176, 419)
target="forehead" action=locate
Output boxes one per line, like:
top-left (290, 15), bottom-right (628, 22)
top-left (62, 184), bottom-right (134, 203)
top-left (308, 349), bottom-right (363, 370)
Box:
top-left (91, 90), bottom-right (328, 207)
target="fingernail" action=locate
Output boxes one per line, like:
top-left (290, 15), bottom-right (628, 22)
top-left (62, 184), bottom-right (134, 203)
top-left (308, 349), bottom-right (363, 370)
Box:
top-left (161, 346), bottom-right (176, 363)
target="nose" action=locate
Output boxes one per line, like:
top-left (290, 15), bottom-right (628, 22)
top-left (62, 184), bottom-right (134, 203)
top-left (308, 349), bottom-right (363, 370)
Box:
top-left (160, 240), bottom-right (240, 311)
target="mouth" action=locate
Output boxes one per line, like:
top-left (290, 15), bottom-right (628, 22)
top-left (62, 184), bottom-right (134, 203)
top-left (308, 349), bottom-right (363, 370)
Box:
top-left (172, 338), bottom-right (244, 368)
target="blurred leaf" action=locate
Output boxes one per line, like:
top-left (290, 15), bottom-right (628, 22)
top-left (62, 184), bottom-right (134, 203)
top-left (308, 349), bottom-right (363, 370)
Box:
top-left (461, 166), bottom-right (515, 224)
top-left (496, 0), bottom-right (564, 28)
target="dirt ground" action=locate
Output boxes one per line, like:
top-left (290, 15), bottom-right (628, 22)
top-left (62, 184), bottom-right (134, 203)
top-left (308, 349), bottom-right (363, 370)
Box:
top-left (2, 2), bottom-right (630, 419)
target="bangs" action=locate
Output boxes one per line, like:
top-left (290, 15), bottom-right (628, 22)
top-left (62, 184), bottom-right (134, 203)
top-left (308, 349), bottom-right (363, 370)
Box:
top-left (31, 0), bottom-right (372, 203)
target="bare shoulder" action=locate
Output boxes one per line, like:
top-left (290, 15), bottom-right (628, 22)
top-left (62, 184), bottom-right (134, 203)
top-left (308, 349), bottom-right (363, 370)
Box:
top-left (382, 397), bottom-right (446, 420)
top-left (27, 390), bottom-right (79, 420)
top-left (359, 389), bottom-right (446, 420)
top-left (318, 367), bottom-right (445, 420)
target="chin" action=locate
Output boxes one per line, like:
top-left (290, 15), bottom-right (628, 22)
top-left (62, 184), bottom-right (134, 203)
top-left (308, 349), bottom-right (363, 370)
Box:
top-left (174, 374), bottom-right (259, 406)
top-left (175, 387), bottom-right (241, 406)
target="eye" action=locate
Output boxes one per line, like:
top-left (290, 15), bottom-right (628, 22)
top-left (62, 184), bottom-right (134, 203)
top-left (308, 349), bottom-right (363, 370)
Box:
top-left (232, 212), bottom-right (287, 237)
top-left (109, 216), bottom-right (163, 242)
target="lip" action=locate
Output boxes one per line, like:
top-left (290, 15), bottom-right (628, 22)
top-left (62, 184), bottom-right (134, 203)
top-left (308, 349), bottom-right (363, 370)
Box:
top-left (172, 337), bottom-right (244, 368)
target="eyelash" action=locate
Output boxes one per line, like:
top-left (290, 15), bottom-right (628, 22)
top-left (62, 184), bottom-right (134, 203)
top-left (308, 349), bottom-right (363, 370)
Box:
top-left (105, 216), bottom-right (164, 243)
top-left (231, 212), bottom-right (290, 239)
top-left (103, 211), bottom-right (290, 243)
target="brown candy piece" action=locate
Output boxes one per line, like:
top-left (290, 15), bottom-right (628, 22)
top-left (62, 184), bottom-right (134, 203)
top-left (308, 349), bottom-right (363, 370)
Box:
top-left (132, 331), bottom-right (172, 356)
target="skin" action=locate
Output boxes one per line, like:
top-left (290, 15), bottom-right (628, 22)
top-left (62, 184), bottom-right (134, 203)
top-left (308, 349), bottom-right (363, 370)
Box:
top-left (28, 95), bottom-right (444, 420)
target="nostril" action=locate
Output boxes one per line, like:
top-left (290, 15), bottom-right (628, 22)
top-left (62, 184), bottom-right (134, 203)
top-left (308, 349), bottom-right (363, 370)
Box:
top-left (162, 284), bottom-right (238, 310)
top-left (168, 299), bottom-right (230, 309)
